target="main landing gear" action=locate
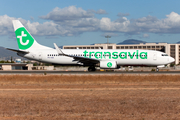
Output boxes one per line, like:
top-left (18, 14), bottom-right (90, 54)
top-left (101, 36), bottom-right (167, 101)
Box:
top-left (88, 66), bottom-right (96, 72)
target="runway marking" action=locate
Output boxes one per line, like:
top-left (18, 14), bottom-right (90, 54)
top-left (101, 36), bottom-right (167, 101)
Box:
top-left (0, 88), bottom-right (179, 91)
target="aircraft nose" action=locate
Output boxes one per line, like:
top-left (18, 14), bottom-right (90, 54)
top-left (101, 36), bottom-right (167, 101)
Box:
top-left (170, 57), bottom-right (175, 63)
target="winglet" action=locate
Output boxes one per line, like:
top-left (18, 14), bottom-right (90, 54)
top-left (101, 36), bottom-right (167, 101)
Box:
top-left (54, 43), bottom-right (64, 55)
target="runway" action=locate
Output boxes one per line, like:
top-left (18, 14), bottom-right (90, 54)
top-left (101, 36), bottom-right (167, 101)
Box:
top-left (0, 70), bottom-right (179, 75)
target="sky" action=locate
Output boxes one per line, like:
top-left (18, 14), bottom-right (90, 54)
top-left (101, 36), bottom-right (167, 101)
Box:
top-left (1, 0), bottom-right (180, 49)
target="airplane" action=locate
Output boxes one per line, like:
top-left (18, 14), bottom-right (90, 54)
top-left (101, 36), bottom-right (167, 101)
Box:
top-left (7, 20), bottom-right (175, 72)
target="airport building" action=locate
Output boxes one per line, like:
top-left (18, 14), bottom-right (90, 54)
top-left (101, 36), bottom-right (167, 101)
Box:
top-left (0, 63), bottom-right (32, 70)
top-left (63, 43), bottom-right (180, 65)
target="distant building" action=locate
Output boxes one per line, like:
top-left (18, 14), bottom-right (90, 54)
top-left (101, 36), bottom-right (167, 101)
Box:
top-left (63, 43), bottom-right (179, 65)
top-left (0, 63), bottom-right (32, 70)
top-left (15, 59), bottom-right (21, 63)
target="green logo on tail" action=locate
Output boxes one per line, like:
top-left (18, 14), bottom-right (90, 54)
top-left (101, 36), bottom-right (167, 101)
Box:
top-left (15, 27), bottom-right (34, 50)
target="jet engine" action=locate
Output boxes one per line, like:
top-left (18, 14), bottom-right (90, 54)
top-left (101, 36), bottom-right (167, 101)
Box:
top-left (100, 61), bottom-right (117, 69)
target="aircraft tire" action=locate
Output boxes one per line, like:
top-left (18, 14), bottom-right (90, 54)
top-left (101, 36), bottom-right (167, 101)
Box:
top-left (88, 66), bottom-right (96, 72)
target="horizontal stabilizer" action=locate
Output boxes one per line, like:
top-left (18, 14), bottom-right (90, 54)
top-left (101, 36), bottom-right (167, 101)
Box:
top-left (6, 48), bottom-right (29, 54)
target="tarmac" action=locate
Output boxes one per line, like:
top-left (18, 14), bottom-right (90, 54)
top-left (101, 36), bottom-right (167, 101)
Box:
top-left (0, 70), bottom-right (179, 75)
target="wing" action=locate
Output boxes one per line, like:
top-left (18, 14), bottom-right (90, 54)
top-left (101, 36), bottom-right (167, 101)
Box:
top-left (54, 43), bottom-right (99, 64)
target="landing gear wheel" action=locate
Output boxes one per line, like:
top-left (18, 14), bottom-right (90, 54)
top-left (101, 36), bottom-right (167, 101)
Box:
top-left (88, 67), bottom-right (92, 72)
top-left (156, 68), bottom-right (159, 72)
top-left (88, 66), bottom-right (96, 72)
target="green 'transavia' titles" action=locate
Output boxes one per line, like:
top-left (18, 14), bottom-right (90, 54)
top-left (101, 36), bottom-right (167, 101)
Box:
top-left (83, 50), bottom-right (147, 59)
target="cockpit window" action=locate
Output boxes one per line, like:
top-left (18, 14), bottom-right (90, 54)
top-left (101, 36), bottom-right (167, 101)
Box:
top-left (162, 54), bottom-right (168, 56)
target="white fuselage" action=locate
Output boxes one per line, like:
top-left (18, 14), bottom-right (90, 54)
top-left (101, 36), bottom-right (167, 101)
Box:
top-left (11, 20), bottom-right (175, 68)
top-left (19, 48), bottom-right (175, 67)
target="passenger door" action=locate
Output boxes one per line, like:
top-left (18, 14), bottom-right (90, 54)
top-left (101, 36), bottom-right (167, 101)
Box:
top-left (153, 52), bottom-right (157, 60)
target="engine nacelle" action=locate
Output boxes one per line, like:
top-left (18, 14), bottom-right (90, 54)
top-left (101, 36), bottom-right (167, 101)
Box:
top-left (100, 61), bottom-right (117, 69)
